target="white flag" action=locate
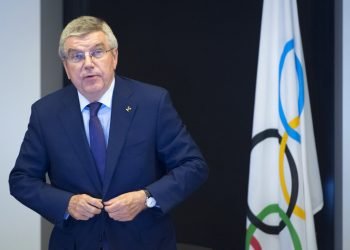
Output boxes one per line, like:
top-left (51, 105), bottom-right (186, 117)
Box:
top-left (245, 0), bottom-right (323, 249)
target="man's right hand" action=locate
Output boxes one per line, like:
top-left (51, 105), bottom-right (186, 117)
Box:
top-left (67, 194), bottom-right (103, 220)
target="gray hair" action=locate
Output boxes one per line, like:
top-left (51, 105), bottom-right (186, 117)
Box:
top-left (58, 16), bottom-right (118, 59)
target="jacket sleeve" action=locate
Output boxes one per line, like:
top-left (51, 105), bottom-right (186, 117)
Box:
top-left (9, 104), bottom-right (73, 226)
top-left (146, 90), bottom-right (208, 213)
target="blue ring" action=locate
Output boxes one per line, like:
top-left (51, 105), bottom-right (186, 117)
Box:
top-left (278, 39), bottom-right (304, 143)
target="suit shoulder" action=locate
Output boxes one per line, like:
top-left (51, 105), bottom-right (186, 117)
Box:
top-left (32, 84), bottom-right (75, 109)
top-left (117, 76), bottom-right (168, 96)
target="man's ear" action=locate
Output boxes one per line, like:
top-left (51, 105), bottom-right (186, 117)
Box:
top-left (113, 49), bottom-right (118, 70)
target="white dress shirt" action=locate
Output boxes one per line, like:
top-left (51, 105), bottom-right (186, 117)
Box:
top-left (77, 79), bottom-right (115, 145)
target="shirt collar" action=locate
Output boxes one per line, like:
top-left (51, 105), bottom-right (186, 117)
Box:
top-left (78, 78), bottom-right (115, 111)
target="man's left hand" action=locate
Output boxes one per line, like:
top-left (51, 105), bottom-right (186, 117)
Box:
top-left (104, 190), bottom-right (147, 221)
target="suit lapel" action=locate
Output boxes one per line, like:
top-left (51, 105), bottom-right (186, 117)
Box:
top-left (59, 85), bottom-right (103, 192)
top-left (104, 77), bottom-right (137, 193)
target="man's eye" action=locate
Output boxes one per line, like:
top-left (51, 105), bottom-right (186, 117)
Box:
top-left (69, 52), bottom-right (84, 61)
top-left (91, 49), bottom-right (104, 58)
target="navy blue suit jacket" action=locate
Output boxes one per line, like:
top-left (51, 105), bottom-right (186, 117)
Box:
top-left (9, 76), bottom-right (208, 250)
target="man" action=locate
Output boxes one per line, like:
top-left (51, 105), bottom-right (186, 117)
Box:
top-left (9, 16), bottom-right (208, 250)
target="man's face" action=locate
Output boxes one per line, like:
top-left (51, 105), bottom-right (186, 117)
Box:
top-left (63, 31), bottom-right (118, 102)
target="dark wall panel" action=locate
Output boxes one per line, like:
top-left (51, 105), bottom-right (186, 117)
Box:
top-left (63, 1), bottom-right (334, 249)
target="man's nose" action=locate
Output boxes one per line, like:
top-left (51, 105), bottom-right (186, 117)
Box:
top-left (83, 52), bottom-right (94, 67)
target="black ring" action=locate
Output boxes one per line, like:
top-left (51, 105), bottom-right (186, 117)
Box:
top-left (247, 128), bottom-right (299, 234)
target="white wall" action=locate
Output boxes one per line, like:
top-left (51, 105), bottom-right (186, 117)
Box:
top-left (0, 1), bottom-right (41, 249)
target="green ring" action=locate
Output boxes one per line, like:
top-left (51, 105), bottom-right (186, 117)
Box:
top-left (246, 204), bottom-right (302, 250)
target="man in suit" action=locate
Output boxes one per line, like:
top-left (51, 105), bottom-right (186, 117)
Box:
top-left (9, 16), bottom-right (208, 250)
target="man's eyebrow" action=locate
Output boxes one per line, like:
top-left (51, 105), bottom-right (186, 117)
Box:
top-left (66, 43), bottom-right (105, 53)
top-left (92, 43), bottom-right (105, 49)
top-left (67, 48), bottom-right (81, 53)
top-left (94, 43), bottom-right (104, 47)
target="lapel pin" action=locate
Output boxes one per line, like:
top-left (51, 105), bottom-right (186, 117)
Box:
top-left (125, 106), bottom-right (132, 112)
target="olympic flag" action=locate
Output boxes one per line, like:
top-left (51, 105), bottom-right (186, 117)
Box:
top-left (245, 0), bottom-right (323, 249)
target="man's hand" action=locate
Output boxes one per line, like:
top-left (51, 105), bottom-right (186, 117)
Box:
top-left (68, 194), bottom-right (103, 220)
top-left (104, 190), bottom-right (146, 221)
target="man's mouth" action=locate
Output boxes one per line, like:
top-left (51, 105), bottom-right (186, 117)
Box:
top-left (84, 74), bottom-right (98, 79)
